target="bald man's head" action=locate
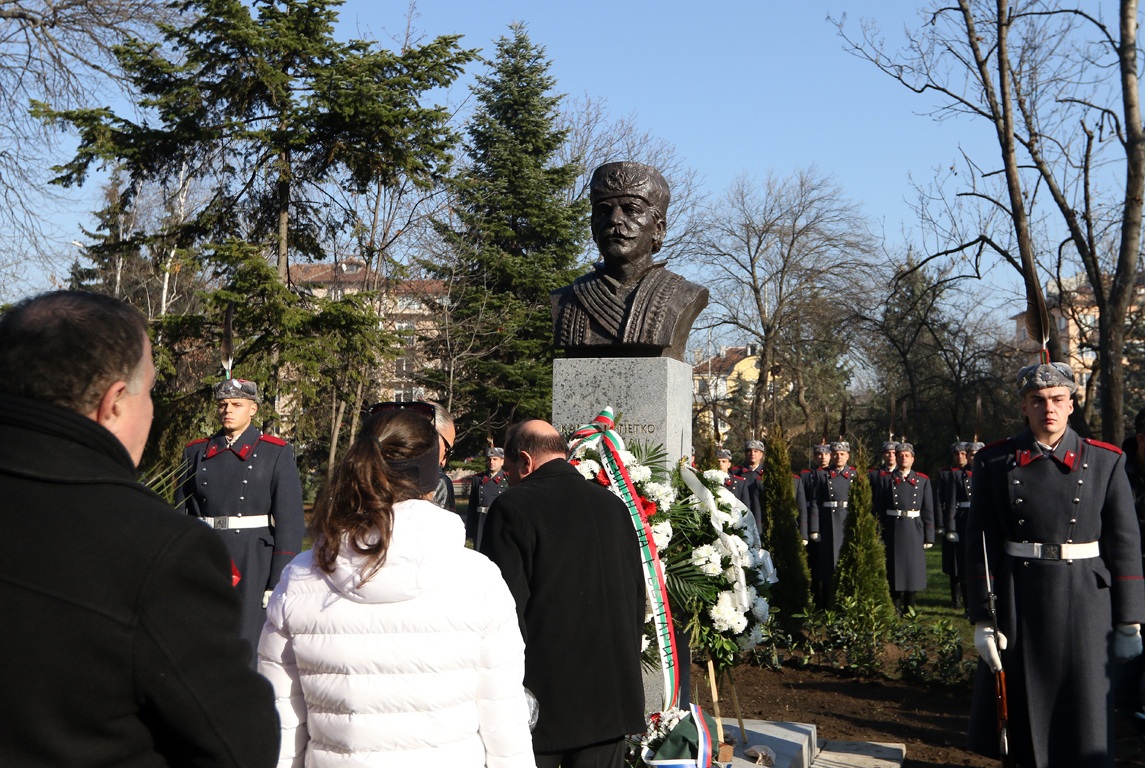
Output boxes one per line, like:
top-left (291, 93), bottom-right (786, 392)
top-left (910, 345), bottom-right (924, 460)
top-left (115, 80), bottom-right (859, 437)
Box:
top-left (503, 419), bottom-right (568, 485)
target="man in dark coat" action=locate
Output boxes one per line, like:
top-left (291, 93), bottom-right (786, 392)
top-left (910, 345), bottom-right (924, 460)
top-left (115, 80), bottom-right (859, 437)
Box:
top-left (465, 445), bottom-right (509, 547)
top-left (0, 291), bottom-right (277, 768)
top-left (966, 361), bottom-right (1145, 768)
top-left (799, 443), bottom-right (831, 545)
top-left (480, 420), bottom-right (644, 768)
top-left (869, 440), bottom-right (898, 486)
top-left (730, 439), bottom-right (766, 534)
top-left (176, 378), bottom-right (304, 658)
top-left (875, 442), bottom-right (934, 615)
top-left (938, 442), bottom-right (971, 610)
top-left (808, 441), bottom-right (858, 607)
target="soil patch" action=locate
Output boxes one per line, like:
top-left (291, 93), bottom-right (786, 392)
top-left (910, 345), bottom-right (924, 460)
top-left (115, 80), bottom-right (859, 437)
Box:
top-left (689, 663), bottom-right (1145, 767)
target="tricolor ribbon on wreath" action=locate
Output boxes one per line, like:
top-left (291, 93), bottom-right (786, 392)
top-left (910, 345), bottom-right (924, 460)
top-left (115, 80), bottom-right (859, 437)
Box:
top-left (568, 407), bottom-right (681, 711)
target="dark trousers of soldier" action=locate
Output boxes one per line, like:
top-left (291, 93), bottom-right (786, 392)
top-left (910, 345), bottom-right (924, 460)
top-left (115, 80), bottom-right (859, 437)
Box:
top-left (949, 576), bottom-right (966, 610)
top-left (893, 591), bottom-right (916, 615)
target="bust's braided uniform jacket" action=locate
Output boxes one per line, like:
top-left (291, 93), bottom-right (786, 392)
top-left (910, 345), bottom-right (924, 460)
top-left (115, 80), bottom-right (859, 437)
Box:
top-left (965, 427), bottom-right (1145, 768)
top-left (175, 422), bottom-right (305, 650)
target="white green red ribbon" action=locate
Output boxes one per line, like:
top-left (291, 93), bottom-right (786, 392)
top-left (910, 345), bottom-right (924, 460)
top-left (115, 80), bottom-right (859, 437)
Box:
top-left (568, 406), bottom-right (680, 711)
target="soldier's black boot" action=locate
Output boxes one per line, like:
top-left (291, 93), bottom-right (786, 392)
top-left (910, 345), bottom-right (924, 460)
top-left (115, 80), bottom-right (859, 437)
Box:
top-left (950, 579), bottom-right (963, 610)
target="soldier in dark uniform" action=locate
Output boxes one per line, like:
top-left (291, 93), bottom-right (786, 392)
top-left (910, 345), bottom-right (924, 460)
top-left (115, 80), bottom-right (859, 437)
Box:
top-left (869, 440), bottom-right (898, 486)
top-left (938, 442), bottom-right (970, 610)
top-left (730, 439), bottom-right (765, 533)
top-left (799, 443), bottom-right (831, 545)
top-left (466, 446), bottom-right (509, 548)
top-left (966, 360), bottom-right (1145, 768)
top-left (807, 441), bottom-right (857, 608)
top-left (874, 442), bottom-right (934, 615)
top-left (175, 378), bottom-right (305, 661)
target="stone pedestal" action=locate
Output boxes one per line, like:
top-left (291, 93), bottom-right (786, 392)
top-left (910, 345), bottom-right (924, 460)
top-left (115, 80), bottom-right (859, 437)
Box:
top-left (551, 357), bottom-right (693, 468)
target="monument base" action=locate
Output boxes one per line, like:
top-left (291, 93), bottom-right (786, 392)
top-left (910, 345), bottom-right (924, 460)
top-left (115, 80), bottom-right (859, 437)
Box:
top-left (551, 357), bottom-right (693, 469)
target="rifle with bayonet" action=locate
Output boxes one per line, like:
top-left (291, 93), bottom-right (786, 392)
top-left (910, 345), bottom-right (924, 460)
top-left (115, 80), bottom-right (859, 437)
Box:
top-left (983, 533), bottom-right (1013, 767)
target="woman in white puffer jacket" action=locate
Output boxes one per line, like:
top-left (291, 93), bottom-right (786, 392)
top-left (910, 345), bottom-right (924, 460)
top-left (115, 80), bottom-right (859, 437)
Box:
top-left (258, 408), bottom-right (534, 768)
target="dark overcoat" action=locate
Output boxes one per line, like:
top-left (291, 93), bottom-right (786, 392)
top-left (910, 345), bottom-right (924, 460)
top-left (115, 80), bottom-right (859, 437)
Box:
top-left (730, 463), bottom-right (765, 533)
top-left (0, 395), bottom-right (277, 767)
top-left (479, 458), bottom-right (645, 753)
top-left (939, 466), bottom-right (972, 577)
top-left (175, 422), bottom-right (304, 651)
top-left (966, 427), bottom-right (1145, 768)
top-left (875, 469), bottom-right (935, 592)
top-left (808, 466), bottom-right (858, 581)
top-left (465, 467), bottom-right (509, 546)
top-left (793, 474), bottom-right (808, 540)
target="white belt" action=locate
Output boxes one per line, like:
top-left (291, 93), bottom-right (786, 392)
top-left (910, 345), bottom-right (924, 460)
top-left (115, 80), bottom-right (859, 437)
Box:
top-left (957, 502), bottom-right (971, 509)
top-left (202, 514), bottom-right (271, 530)
top-left (886, 509), bottom-right (921, 518)
top-left (1005, 541), bottom-right (1099, 561)
top-left (821, 501), bottom-right (848, 508)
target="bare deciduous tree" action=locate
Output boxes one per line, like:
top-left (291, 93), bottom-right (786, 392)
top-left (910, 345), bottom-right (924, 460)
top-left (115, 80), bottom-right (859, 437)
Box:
top-left (836, 0), bottom-right (1144, 442)
top-left (688, 168), bottom-right (878, 436)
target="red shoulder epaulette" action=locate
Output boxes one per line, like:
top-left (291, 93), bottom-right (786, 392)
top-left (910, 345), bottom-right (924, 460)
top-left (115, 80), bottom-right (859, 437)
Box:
top-left (258, 435), bottom-right (288, 446)
top-left (800, 468), bottom-right (812, 475)
top-left (185, 438), bottom-right (208, 447)
top-left (982, 437), bottom-right (1013, 451)
top-left (916, 472), bottom-right (930, 479)
top-left (1084, 438), bottom-right (1123, 455)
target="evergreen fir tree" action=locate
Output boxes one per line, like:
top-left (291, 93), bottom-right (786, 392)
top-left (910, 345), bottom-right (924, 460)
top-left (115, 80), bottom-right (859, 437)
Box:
top-left (833, 443), bottom-right (895, 618)
top-left (424, 23), bottom-right (587, 446)
top-left (761, 431), bottom-right (813, 625)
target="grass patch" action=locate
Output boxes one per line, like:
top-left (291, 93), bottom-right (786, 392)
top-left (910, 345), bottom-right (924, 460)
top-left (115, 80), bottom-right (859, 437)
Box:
top-left (916, 545), bottom-right (974, 646)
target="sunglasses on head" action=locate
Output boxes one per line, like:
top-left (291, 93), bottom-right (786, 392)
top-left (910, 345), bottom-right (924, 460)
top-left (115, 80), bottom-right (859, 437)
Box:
top-left (366, 401), bottom-right (452, 461)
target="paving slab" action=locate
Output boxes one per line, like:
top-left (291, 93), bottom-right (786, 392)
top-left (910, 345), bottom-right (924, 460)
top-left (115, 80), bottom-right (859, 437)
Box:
top-left (810, 741), bottom-right (905, 768)
top-left (715, 719), bottom-right (818, 768)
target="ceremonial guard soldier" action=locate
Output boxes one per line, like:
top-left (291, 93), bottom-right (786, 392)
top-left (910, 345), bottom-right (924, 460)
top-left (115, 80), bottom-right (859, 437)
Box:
top-left (966, 358), bottom-right (1145, 767)
top-left (799, 443), bottom-right (831, 545)
top-left (938, 441), bottom-right (970, 609)
top-left (175, 378), bottom-right (305, 659)
top-left (869, 440), bottom-right (898, 486)
top-left (730, 439), bottom-right (765, 533)
top-left (807, 441), bottom-right (857, 607)
top-left (465, 446), bottom-right (509, 548)
top-left (875, 442), bottom-right (934, 615)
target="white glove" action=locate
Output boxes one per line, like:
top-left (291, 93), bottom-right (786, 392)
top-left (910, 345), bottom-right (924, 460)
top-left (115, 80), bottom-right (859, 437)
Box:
top-left (809, 533), bottom-right (821, 542)
top-left (802, 539), bottom-right (809, 546)
top-left (974, 621), bottom-right (1008, 672)
top-left (946, 531), bottom-right (959, 542)
top-left (1115, 624), bottom-right (1143, 661)
top-left (262, 590), bottom-right (273, 609)
top-left (923, 542), bottom-right (933, 549)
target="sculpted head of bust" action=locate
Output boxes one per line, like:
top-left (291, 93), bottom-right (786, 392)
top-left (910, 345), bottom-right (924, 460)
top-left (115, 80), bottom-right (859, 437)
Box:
top-left (589, 162), bottom-right (670, 284)
top-left (551, 161), bottom-right (707, 361)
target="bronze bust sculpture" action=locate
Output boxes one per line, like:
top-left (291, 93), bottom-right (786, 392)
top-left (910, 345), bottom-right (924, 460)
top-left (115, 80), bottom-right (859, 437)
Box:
top-left (551, 162), bottom-right (708, 361)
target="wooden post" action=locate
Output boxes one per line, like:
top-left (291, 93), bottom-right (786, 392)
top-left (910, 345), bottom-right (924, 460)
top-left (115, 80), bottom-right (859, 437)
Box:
top-left (705, 658), bottom-right (724, 744)
top-left (727, 667), bottom-right (749, 746)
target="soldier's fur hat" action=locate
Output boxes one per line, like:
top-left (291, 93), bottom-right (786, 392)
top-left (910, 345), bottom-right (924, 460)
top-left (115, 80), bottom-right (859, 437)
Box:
top-left (486, 446), bottom-right (504, 459)
top-left (951, 441), bottom-right (968, 454)
top-left (589, 162), bottom-right (671, 218)
top-left (1017, 360), bottom-right (1078, 396)
top-left (966, 441), bottom-right (985, 453)
top-left (213, 378), bottom-right (259, 402)
top-left (830, 441), bottom-right (850, 452)
top-left (897, 442), bottom-right (915, 455)
top-left (881, 441), bottom-right (900, 453)
top-left (715, 448), bottom-right (732, 460)
top-left (813, 442), bottom-right (831, 455)
top-left (744, 439), bottom-right (765, 453)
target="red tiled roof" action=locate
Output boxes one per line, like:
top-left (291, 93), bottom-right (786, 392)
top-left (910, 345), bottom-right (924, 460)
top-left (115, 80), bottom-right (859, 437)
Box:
top-left (693, 347), bottom-right (751, 378)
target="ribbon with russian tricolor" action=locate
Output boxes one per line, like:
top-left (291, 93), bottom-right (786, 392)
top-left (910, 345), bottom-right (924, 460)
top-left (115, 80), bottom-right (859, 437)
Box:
top-left (568, 406), bottom-right (680, 711)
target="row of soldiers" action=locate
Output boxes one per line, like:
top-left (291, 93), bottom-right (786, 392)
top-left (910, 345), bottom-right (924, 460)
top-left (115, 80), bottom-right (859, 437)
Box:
top-left (717, 436), bottom-right (985, 615)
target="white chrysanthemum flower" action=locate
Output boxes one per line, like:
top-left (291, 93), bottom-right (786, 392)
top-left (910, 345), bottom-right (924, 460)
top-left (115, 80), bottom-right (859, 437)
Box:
top-left (736, 624), bottom-right (764, 650)
top-left (757, 549), bottom-right (779, 584)
top-left (709, 591), bottom-right (749, 634)
top-left (574, 458), bottom-right (601, 481)
top-left (713, 537), bottom-right (732, 560)
top-left (572, 441), bottom-right (592, 460)
top-left (617, 449), bottom-right (637, 467)
top-left (651, 519), bottom-right (673, 549)
top-left (641, 633), bottom-right (651, 652)
top-left (628, 463), bottom-right (652, 484)
top-left (703, 468), bottom-right (729, 484)
top-left (715, 486), bottom-right (739, 507)
top-left (645, 481), bottom-right (676, 509)
top-left (690, 544), bottom-right (722, 576)
top-left (752, 596), bottom-right (771, 622)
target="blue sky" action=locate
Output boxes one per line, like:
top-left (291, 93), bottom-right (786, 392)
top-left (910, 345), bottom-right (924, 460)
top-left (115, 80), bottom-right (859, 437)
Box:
top-left (339, 1), bottom-right (1002, 244)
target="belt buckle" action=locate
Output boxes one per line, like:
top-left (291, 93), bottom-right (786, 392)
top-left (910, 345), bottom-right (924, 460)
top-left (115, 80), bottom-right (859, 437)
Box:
top-left (215, 516), bottom-right (229, 530)
top-left (1041, 543), bottom-right (1061, 561)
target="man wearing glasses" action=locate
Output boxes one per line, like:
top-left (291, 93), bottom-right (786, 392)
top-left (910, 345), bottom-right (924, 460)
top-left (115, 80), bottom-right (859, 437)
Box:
top-left (965, 360), bottom-right (1145, 767)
